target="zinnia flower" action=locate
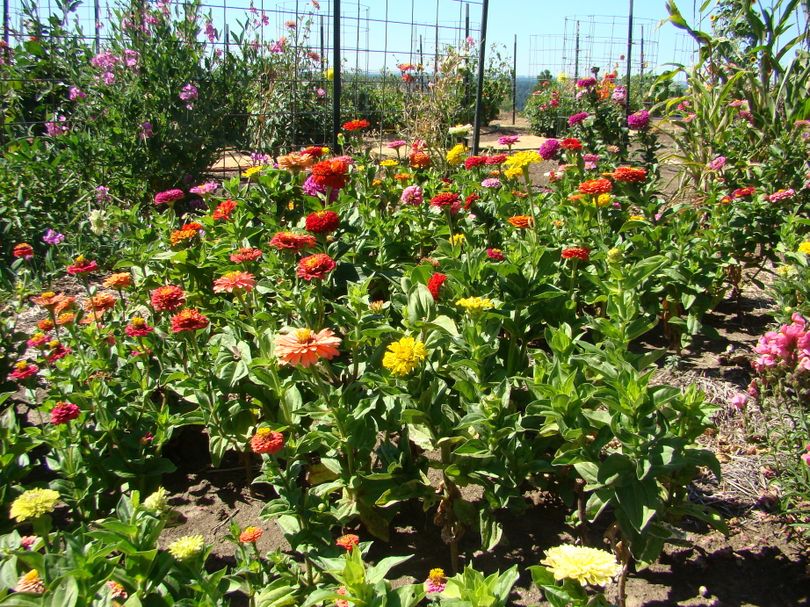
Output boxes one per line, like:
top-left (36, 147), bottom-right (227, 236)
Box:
top-left (250, 427), bottom-right (285, 454)
top-left (269, 231), bottom-right (317, 252)
top-left (464, 155), bottom-right (487, 170)
top-left (103, 272), bottom-right (133, 289)
top-left (189, 181), bottom-right (218, 196)
top-left (486, 247), bottom-right (505, 261)
top-left (230, 247), bottom-right (263, 263)
top-left (409, 151), bottom-right (431, 169)
top-left (10, 488), bottom-right (60, 522)
top-left (446, 144), bottom-right (466, 166)
top-left (239, 526), bottom-right (264, 543)
top-left (213, 271), bottom-right (256, 294)
top-left (342, 118), bottom-right (370, 132)
top-left (430, 192), bottom-right (460, 208)
top-left (767, 188), bottom-right (796, 203)
top-left (212, 199), bottom-right (238, 220)
top-left (612, 166), bottom-right (647, 183)
top-left (8, 361), bottom-right (39, 382)
top-left (383, 336), bottom-right (427, 376)
top-left (13, 243), bottom-right (34, 260)
top-left (503, 150), bottom-right (541, 171)
top-left (482, 177), bottom-right (501, 188)
top-left (154, 189), bottom-right (184, 205)
top-left (170, 308), bottom-right (209, 333)
top-left (14, 570), bottom-right (44, 594)
top-left (561, 247), bottom-right (590, 261)
top-left (143, 487), bottom-right (169, 512)
top-left (125, 317), bottom-right (154, 337)
top-left (568, 111), bottom-right (589, 126)
top-left (66, 255), bottom-right (98, 275)
top-left (311, 158), bottom-right (350, 190)
top-left (579, 178), bottom-right (613, 195)
top-left (42, 229), bottom-right (65, 245)
top-left (278, 152), bottom-right (315, 171)
top-left (150, 285), bottom-right (186, 311)
top-left (540, 545), bottom-right (621, 586)
top-left (50, 401), bottom-right (80, 424)
top-left (627, 109), bottom-right (650, 130)
top-left (83, 292), bottom-right (117, 313)
top-left (400, 185), bottom-right (423, 205)
top-left (538, 138), bottom-right (560, 160)
top-left (427, 273), bottom-right (447, 300)
top-left (456, 296), bottom-right (494, 312)
top-left (335, 534), bottom-right (360, 551)
top-left (732, 186), bottom-right (756, 198)
top-left (424, 568), bottom-right (447, 594)
top-left (508, 215), bottom-right (534, 229)
top-left (297, 253), bottom-right (336, 281)
top-left (305, 210), bottom-right (340, 234)
top-left (274, 327), bottom-right (341, 366)
top-left (106, 581), bottom-right (127, 599)
top-left (498, 135), bottom-right (520, 146)
top-left (168, 535), bottom-right (205, 561)
top-left (560, 138), bottom-right (583, 151)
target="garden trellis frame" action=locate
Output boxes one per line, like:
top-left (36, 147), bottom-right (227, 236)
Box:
top-left (1, 0), bottom-right (487, 157)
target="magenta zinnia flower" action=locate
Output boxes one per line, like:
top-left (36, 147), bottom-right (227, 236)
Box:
top-left (154, 189), bottom-right (184, 205)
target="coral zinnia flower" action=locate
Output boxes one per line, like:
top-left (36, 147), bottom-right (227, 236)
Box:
top-left (561, 247), bottom-right (590, 261)
top-left (154, 188), bottom-right (184, 205)
top-left (103, 272), bottom-right (132, 289)
top-left (46, 342), bottom-right (72, 363)
top-left (274, 327), bottom-right (341, 367)
top-left (342, 118), bottom-right (370, 132)
top-left (230, 247), bottom-right (263, 263)
top-left (612, 166), bottom-right (647, 183)
top-left (250, 428), bottom-right (285, 454)
top-left (427, 273), bottom-right (447, 301)
top-left (305, 210), bottom-right (340, 234)
top-left (213, 271), bottom-right (256, 294)
top-left (125, 317), bottom-right (154, 337)
top-left (297, 253), bottom-right (336, 281)
top-left (150, 285), bottom-right (186, 311)
top-left (10, 488), bottom-right (59, 521)
top-left (13, 243), bottom-right (34, 260)
top-left (83, 292), bottom-right (117, 313)
top-left (66, 255), bottom-right (98, 275)
top-left (301, 145), bottom-right (328, 158)
top-left (408, 151), bottom-right (431, 169)
top-left (507, 215), bottom-right (534, 229)
top-left (335, 534), bottom-right (360, 550)
top-left (732, 186), bottom-right (756, 199)
top-left (269, 231), bottom-right (317, 251)
top-left (56, 312), bottom-right (76, 326)
top-left (50, 401), bottom-right (80, 424)
top-left (170, 308), bottom-right (209, 333)
top-left (8, 361), bottom-right (39, 381)
top-left (277, 152), bottom-right (315, 171)
top-left (383, 336), bottom-right (427, 376)
top-left (311, 158), bottom-right (350, 190)
top-left (31, 291), bottom-right (60, 309)
top-left (212, 199), bottom-right (237, 220)
top-left (239, 526), bottom-right (264, 543)
top-left (578, 178), bottom-right (613, 195)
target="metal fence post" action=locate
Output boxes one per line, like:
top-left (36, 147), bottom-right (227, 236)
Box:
top-left (2, 0), bottom-right (9, 53)
top-left (512, 34), bottom-right (517, 124)
top-left (472, 0), bottom-right (489, 155)
top-left (332, 0), bottom-right (341, 151)
top-left (625, 0), bottom-right (634, 115)
top-left (93, 0), bottom-right (100, 51)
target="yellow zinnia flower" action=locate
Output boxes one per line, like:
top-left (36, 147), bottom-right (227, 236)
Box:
top-left (797, 241), bottom-right (810, 255)
top-left (383, 336), bottom-right (427, 377)
top-left (456, 296), bottom-right (494, 312)
top-left (10, 488), bottom-right (59, 522)
top-left (242, 166), bottom-right (265, 179)
top-left (446, 144), bottom-right (466, 166)
top-left (596, 193), bottom-right (612, 207)
top-left (449, 233), bottom-right (466, 246)
top-left (540, 545), bottom-right (621, 587)
top-left (503, 150), bottom-right (541, 171)
top-left (628, 214), bottom-right (645, 221)
top-left (143, 487), bottom-right (169, 513)
top-left (168, 535), bottom-right (205, 561)
top-left (380, 159), bottom-right (398, 168)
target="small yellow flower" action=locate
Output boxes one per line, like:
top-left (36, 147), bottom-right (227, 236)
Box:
top-left (168, 535), bottom-right (205, 561)
top-left (143, 487), bottom-right (169, 513)
top-left (324, 68), bottom-right (334, 81)
top-left (798, 241), bottom-right (810, 255)
top-left (456, 296), bottom-right (494, 312)
top-left (446, 143), bottom-right (466, 166)
top-left (288, 200), bottom-right (296, 210)
top-left (10, 488), bottom-right (59, 522)
top-left (596, 193), bottom-right (612, 207)
top-left (607, 247), bottom-right (622, 264)
top-left (776, 264), bottom-right (797, 277)
top-left (372, 179), bottom-right (383, 187)
top-left (449, 233), bottom-right (466, 246)
top-left (242, 166), bottom-right (265, 179)
top-left (503, 150), bottom-right (541, 171)
top-left (428, 568), bottom-right (445, 581)
top-left (557, 72), bottom-right (568, 82)
top-left (541, 545), bottom-right (621, 586)
top-left (628, 214), bottom-right (645, 221)
top-left (383, 336), bottom-right (427, 377)
top-left (380, 159), bottom-right (398, 168)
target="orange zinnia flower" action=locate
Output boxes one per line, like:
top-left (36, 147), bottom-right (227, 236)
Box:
top-left (103, 272), bottom-right (133, 289)
top-left (213, 271), bottom-right (256, 294)
top-left (335, 534), bottom-right (359, 551)
top-left (507, 215), bottom-right (534, 229)
top-left (170, 308), bottom-right (209, 333)
top-left (56, 312), bottom-right (76, 326)
top-left (578, 178), bottom-right (613, 195)
top-left (277, 152), bottom-right (315, 171)
top-left (170, 228), bottom-right (198, 246)
top-left (239, 526), bottom-right (264, 543)
top-left (212, 199), bottom-right (238, 220)
top-left (250, 428), bottom-right (285, 454)
top-left (611, 166), bottom-right (647, 183)
top-left (408, 151), bottom-right (431, 169)
top-left (269, 231), bottom-right (317, 252)
top-left (311, 158), bottom-right (349, 189)
top-left (83, 292), bottom-right (117, 313)
top-left (274, 327), bottom-right (341, 367)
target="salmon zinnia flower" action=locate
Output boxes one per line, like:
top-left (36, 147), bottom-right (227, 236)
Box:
top-left (230, 247), bottom-right (263, 263)
top-left (83, 292), bottom-right (117, 313)
top-left (508, 215), bottom-right (534, 229)
top-left (103, 272), bottom-right (132, 289)
top-left (297, 253), bottom-right (336, 281)
top-left (578, 178), bottom-right (613, 195)
top-left (274, 327), bottom-right (341, 367)
top-left (277, 152), bottom-right (315, 171)
top-left (31, 291), bottom-right (60, 309)
top-left (250, 428), bottom-right (285, 454)
top-left (170, 308), bottom-right (209, 333)
top-left (213, 271), bottom-right (256, 294)
top-left (269, 231), bottom-right (317, 252)
top-left (150, 285), bottom-right (186, 311)
top-left (239, 526), bottom-right (264, 543)
top-left (335, 534), bottom-right (360, 551)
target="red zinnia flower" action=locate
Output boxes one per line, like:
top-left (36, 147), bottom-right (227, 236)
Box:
top-left (486, 248), bottom-right (505, 261)
top-left (150, 285), bottom-right (186, 311)
top-left (212, 199), bottom-right (237, 220)
top-left (250, 428), bottom-right (285, 454)
top-left (561, 247), bottom-right (590, 261)
top-left (430, 192), bottom-right (461, 208)
top-left (311, 158), bottom-right (350, 190)
top-left (50, 401), bottom-right (80, 425)
top-left (230, 247), bottom-right (263, 263)
top-left (560, 138), bottom-right (583, 151)
top-left (269, 231), bottom-right (317, 252)
top-left (612, 166), bottom-right (647, 183)
top-left (125, 317), bottom-right (154, 337)
top-left (47, 343), bottom-right (72, 363)
top-left (297, 253), bottom-right (336, 281)
top-left (335, 534), bottom-right (359, 551)
top-left (464, 193), bottom-right (480, 209)
top-left (427, 273), bottom-right (447, 301)
top-left (170, 308), bottom-right (209, 333)
top-left (342, 118), bottom-right (370, 132)
top-left (485, 154), bottom-right (507, 165)
top-left (12, 243), bottom-right (34, 260)
top-left (732, 186), bottom-right (756, 199)
top-left (578, 178), bottom-right (613, 195)
top-left (301, 145), bottom-right (327, 158)
top-left (66, 255), bottom-right (98, 275)
top-left (305, 210), bottom-right (340, 234)
top-left (8, 361), bottom-right (38, 381)
top-left (464, 156), bottom-right (487, 170)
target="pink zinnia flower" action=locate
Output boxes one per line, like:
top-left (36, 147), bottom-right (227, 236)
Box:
top-left (400, 185), bottom-right (423, 205)
top-left (154, 189), bottom-right (184, 205)
top-left (213, 271), bottom-right (256, 294)
top-left (50, 401), bottom-right (80, 424)
top-left (274, 328), bottom-right (341, 367)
